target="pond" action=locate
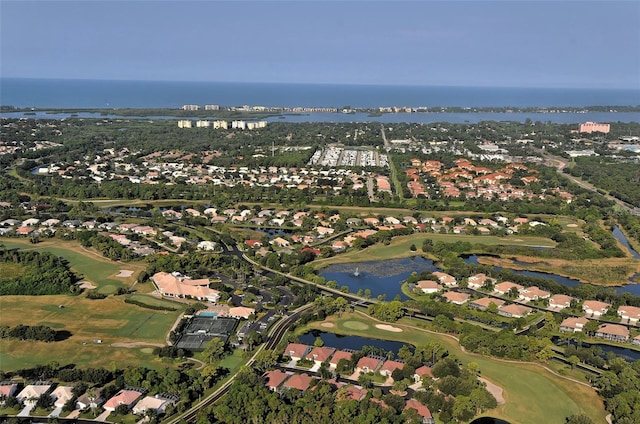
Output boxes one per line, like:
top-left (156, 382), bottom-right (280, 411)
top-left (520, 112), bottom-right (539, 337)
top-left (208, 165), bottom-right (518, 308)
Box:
top-left (462, 255), bottom-right (640, 296)
top-left (551, 336), bottom-right (640, 362)
top-left (612, 226), bottom-right (640, 259)
top-left (318, 256), bottom-right (439, 300)
top-left (298, 330), bottom-right (410, 354)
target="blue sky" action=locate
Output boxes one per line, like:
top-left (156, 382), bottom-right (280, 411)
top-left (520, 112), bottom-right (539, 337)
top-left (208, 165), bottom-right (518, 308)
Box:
top-left (1, 1), bottom-right (639, 88)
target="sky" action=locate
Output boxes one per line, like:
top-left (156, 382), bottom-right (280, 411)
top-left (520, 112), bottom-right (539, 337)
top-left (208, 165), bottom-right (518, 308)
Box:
top-left (1, 1), bottom-right (639, 89)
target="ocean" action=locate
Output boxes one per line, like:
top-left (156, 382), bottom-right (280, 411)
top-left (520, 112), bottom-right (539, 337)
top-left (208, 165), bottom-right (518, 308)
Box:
top-left (2, 78), bottom-right (639, 109)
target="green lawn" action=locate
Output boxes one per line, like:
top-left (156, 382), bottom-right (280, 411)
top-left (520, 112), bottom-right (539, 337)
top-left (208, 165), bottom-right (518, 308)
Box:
top-left (313, 232), bottom-right (556, 269)
top-left (303, 313), bottom-right (607, 424)
top-left (0, 294), bottom-right (183, 371)
top-left (0, 262), bottom-right (25, 281)
top-left (0, 239), bottom-right (145, 293)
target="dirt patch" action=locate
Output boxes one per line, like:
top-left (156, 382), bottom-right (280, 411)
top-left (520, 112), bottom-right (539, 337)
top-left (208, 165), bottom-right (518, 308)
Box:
top-left (78, 281), bottom-right (96, 290)
top-left (375, 324), bottom-right (403, 333)
top-left (321, 322), bottom-right (335, 328)
top-left (116, 270), bottom-right (134, 278)
top-left (479, 377), bottom-right (505, 405)
top-left (111, 342), bottom-right (164, 348)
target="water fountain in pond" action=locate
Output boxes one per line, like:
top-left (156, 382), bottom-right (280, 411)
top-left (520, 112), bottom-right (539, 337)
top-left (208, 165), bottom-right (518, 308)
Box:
top-left (353, 267), bottom-right (360, 277)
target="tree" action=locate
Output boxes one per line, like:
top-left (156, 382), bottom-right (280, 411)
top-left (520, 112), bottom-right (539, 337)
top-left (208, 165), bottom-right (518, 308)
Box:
top-left (566, 414), bottom-right (595, 424)
top-left (203, 338), bottom-right (225, 363)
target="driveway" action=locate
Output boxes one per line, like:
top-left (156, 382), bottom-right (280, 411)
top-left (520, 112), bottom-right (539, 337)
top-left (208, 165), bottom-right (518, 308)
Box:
top-left (48, 406), bottom-right (63, 417)
top-left (95, 409), bottom-right (111, 421)
top-left (17, 404), bottom-right (34, 417)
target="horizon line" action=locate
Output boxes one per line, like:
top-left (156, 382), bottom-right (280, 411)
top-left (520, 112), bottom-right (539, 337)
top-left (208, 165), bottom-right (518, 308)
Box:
top-left (2, 77), bottom-right (638, 91)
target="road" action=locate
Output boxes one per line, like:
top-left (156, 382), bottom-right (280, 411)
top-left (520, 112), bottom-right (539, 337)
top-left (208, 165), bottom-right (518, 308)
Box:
top-left (541, 151), bottom-right (640, 215)
top-left (164, 303), bottom-right (314, 424)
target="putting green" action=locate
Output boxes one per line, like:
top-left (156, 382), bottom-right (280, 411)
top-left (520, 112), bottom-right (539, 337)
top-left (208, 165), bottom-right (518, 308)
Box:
top-left (343, 321), bottom-right (370, 330)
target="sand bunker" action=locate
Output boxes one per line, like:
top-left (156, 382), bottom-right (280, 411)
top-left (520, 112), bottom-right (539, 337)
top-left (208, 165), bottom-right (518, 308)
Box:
top-left (375, 324), bottom-right (403, 333)
top-left (479, 377), bottom-right (505, 405)
top-left (116, 270), bottom-right (134, 278)
top-left (567, 224), bottom-right (578, 228)
top-left (321, 322), bottom-right (335, 328)
top-left (78, 281), bottom-right (97, 289)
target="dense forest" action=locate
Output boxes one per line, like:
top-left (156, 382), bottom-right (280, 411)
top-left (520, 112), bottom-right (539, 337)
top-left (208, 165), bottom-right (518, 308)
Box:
top-left (568, 158), bottom-right (640, 208)
top-left (0, 248), bottom-right (79, 295)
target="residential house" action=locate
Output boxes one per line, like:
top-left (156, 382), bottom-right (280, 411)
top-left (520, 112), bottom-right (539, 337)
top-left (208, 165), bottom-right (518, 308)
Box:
top-left (264, 369), bottom-right (291, 392)
top-left (582, 300), bottom-right (611, 317)
top-left (404, 399), bottom-right (435, 424)
top-left (228, 306), bottom-right (255, 319)
top-left (416, 280), bottom-right (442, 294)
top-left (498, 304), bottom-right (532, 318)
top-left (518, 286), bottom-right (550, 302)
top-left (595, 324), bottom-right (629, 343)
top-left (467, 273), bottom-right (496, 289)
top-left (0, 383), bottom-right (18, 403)
top-left (469, 297), bottom-right (505, 310)
top-left (76, 388), bottom-right (103, 410)
top-left (413, 366), bottom-right (433, 383)
top-left (103, 389), bottom-right (143, 412)
top-left (132, 395), bottom-right (175, 415)
top-left (433, 272), bottom-right (457, 287)
top-left (632, 335), bottom-right (640, 347)
top-left (379, 360), bottom-right (404, 378)
top-left (494, 281), bottom-right (524, 295)
top-left (283, 343), bottom-right (310, 361)
top-left (548, 294), bottom-right (574, 310)
top-left (244, 239), bottom-right (263, 249)
top-left (617, 305), bottom-right (640, 324)
top-left (560, 317), bottom-right (589, 333)
top-left (282, 373), bottom-right (315, 392)
top-left (270, 237), bottom-right (290, 248)
top-left (329, 350), bottom-right (353, 369)
top-left (305, 347), bottom-right (336, 367)
top-left (442, 291), bottom-right (470, 305)
top-left (356, 357), bottom-right (383, 374)
top-left (50, 386), bottom-right (74, 408)
top-left (16, 383), bottom-right (53, 406)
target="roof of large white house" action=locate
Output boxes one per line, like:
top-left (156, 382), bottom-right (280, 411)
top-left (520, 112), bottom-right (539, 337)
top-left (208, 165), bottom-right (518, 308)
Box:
top-left (152, 272), bottom-right (219, 300)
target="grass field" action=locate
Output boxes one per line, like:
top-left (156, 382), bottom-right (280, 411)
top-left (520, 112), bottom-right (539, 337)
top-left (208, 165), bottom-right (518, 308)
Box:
top-left (0, 262), bottom-right (25, 281)
top-left (302, 313), bottom-right (607, 424)
top-left (0, 294), bottom-right (183, 371)
top-left (312, 232), bottom-right (556, 269)
top-left (0, 238), bottom-right (146, 293)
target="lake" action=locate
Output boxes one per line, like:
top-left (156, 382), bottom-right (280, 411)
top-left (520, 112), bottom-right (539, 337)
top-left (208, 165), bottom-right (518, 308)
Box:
top-left (318, 256), bottom-right (438, 300)
top-left (298, 330), bottom-right (410, 354)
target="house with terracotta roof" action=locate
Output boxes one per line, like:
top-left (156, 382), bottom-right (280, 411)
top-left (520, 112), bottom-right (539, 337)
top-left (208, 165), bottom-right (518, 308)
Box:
top-left (0, 383), bottom-right (18, 403)
top-left (582, 300), bottom-right (611, 317)
top-left (413, 366), bottom-right (433, 383)
top-left (379, 360), bottom-right (404, 378)
top-left (228, 306), bottom-right (255, 319)
top-left (404, 399), bottom-right (435, 424)
top-left (595, 324), bottom-right (629, 343)
top-left (548, 294), bottom-right (574, 310)
top-left (356, 357), bottom-right (383, 374)
top-left (494, 281), bottom-right (524, 295)
top-left (442, 291), bottom-right (469, 305)
top-left (617, 305), bottom-right (640, 324)
top-left (264, 369), bottom-right (291, 392)
top-left (305, 347), bottom-right (336, 367)
top-left (337, 384), bottom-right (368, 401)
top-left (282, 373), bottom-right (315, 392)
top-left (467, 273), bottom-right (496, 289)
top-left (498, 304), bottom-right (532, 318)
top-left (283, 343), bottom-right (310, 361)
top-left (416, 280), bottom-right (442, 294)
top-left (560, 317), bottom-right (590, 333)
top-left (329, 350), bottom-right (353, 369)
top-left (469, 297), bottom-right (505, 310)
top-left (433, 272), bottom-right (457, 287)
top-left (103, 389), bottom-right (143, 412)
top-left (152, 272), bottom-right (220, 303)
top-left (244, 239), bottom-right (263, 248)
top-left (633, 335), bottom-right (640, 347)
top-left (518, 286), bottom-right (550, 302)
